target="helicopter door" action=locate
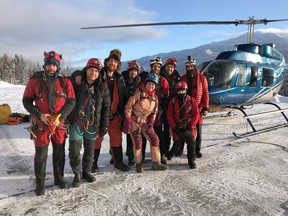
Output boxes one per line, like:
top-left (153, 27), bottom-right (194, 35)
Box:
top-left (228, 63), bottom-right (247, 104)
top-left (244, 65), bottom-right (259, 102)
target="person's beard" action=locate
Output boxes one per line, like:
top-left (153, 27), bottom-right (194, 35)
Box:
top-left (187, 68), bottom-right (196, 77)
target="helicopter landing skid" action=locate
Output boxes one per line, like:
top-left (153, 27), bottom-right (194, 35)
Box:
top-left (232, 102), bottom-right (288, 138)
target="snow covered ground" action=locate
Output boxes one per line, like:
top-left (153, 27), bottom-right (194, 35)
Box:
top-left (0, 80), bottom-right (287, 216)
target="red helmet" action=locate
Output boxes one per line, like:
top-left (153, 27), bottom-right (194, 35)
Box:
top-left (175, 81), bottom-right (188, 91)
top-left (43, 51), bottom-right (62, 71)
top-left (127, 60), bottom-right (141, 71)
top-left (44, 51), bottom-right (62, 63)
top-left (165, 58), bottom-right (177, 67)
top-left (86, 58), bottom-right (102, 70)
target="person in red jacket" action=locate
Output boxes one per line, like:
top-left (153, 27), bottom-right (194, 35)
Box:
top-left (22, 51), bottom-right (76, 196)
top-left (94, 49), bottom-right (130, 171)
top-left (180, 56), bottom-right (209, 158)
top-left (166, 81), bottom-right (199, 168)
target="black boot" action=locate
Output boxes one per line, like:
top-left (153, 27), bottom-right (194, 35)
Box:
top-left (72, 174), bottom-right (81, 187)
top-left (52, 142), bottom-right (68, 189)
top-left (186, 136), bottom-right (196, 169)
top-left (91, 149), bottom-right (100, 173)
top-left (112, 146), bottom-right (129, 171)
top-left (82, 139), bottom-right (96, 182)
top-left (167, 140), bottom-right (182, 160)
top-left (69, 140), bottom-right (82, 186)
top-left (34, 145), bottom-right (48, 196)
top-left (195, 124), bottom-right (203, 158)
top-left (82, 172), bottom-right (96, 182)
top-left (136, 163), bottom-right (144, 173)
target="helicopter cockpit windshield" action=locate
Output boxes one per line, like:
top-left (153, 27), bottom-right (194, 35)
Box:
top-left (202, 60), bottom-right (236, 89)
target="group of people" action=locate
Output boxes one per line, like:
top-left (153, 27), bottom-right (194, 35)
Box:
top-left (22, 49), bottom-right (209, 196)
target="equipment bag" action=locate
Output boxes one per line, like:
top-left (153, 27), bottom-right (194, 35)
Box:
top-left (0, 104), bottom-right (12, 124)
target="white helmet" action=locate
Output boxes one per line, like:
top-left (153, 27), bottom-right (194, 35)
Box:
top-left (185, 55), bottom-right (196, 65)
top-left (150, 56), bottom-right (163, 66)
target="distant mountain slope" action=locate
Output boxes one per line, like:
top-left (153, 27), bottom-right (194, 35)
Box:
top-left (123, 32), bottom-right (288, 74)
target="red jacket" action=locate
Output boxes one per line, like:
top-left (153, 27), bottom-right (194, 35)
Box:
top-left (167, 95), bottom-right (199, 140)
top-left (180, 67), bottom-right (209, 124)
top-left (23, 71), bottom-right (75, 120)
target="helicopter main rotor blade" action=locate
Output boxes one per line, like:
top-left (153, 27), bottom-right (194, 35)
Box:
top-left (81, 21), bottom-right (239, 29)
top-left (81, 18), bottom-right (288, 30)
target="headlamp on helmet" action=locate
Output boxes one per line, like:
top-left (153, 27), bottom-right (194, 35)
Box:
top-left (146, 73), bottom-right (159, 85)
top-left (127, 60), bottom-right (141, 71)
top-left (43, 51), bottom-right (62, 72)
top-left (86, 58), bottom-right (102, 70)
top-left (176, 81), bottom-right (188, 91)
top-left (185, 55), bottom-right (196, 66)
top-left (165, 58), bottom-right (177, 67)
top-left (150, 56), bottom-right (162, 66)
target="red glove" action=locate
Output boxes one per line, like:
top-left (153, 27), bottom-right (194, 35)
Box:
top-left (121, 118), bottom-right (132, 134)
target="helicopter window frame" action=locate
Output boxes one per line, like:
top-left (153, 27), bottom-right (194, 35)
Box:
top-left (261, 67), bottom-right (275, 87)
top-left (202, 60), bottom-right (236, 89)
top-left (235, 64), bottom-right (247, 86)
top-left (249, 66), bottom-right (258, 88)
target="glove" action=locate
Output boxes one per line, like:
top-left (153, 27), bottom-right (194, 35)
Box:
top-left (146, 117), bottom-right (155, 134)
top-left (184, 126), bottom-right (192, 138)
top-left (201, 107), bottom-right (209, 116)
top-left (47, 114), bottom-right (61, 134)
top-left (121, 118), bottom-right (132, 134)
top-left (173, 126), bottom-right (183, 138)
top-left (99, 127), bottom-right (107, 137)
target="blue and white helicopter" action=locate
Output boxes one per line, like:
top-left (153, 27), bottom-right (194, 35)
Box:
top-left (82, 17), bottom-right (288, 137)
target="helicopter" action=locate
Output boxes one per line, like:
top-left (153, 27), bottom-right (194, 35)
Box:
top-left (81, 17), bottom-right (288, 137)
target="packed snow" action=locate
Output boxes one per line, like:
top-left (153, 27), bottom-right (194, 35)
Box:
top-left (0, 80), bottom-right (287, 216)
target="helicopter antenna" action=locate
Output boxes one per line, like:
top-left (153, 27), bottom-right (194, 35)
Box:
top-left (81, 18), bottom-right (288, 44)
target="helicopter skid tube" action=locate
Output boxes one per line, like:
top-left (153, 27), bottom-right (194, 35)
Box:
top-left (232, 102), bottom-right (288, 138)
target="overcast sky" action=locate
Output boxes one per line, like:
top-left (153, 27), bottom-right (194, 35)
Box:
top-left (1, 0), bottom-right (288, 68)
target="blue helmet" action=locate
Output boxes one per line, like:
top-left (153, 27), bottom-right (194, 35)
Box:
top-left (146, 73), bottom-right (159, 85)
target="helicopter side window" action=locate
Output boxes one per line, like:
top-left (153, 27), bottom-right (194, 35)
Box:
top-left (261, 68), bottom-right (274, 87)
top-left (202, 60), bottom-right (236, 89)
top-left (249, 66), bottom-right (258, 87)
top-left (235, 64), bottom-right (247, 86)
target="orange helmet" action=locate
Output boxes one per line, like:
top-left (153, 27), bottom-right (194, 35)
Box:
top-left (175, 81), bottom-right (188, 91)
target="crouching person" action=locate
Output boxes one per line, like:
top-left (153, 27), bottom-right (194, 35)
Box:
top-left (122, 73), bottom-right (168, 173)
top-left (166, 81), bottom-right (199, 169)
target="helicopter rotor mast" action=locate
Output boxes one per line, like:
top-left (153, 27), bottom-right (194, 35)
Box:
top-left (81, 18), bottom-right (288, 44)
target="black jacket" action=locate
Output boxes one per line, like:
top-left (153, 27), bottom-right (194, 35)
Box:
top-left (68, 68), bottom-right (111, 132)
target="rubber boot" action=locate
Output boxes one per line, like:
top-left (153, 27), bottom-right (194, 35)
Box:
top-left (136, 163), bottom-right (144, 173)
top-left (34, 145), bottom-right (48, 196)
top-left (161, 155), bottom-right (167, 165)
top-left (82, 139), bottom-right (96, 182)
top-left (91, 149), bottom-right (100, 173)
top-left (141, 135), bottom-right (147, 162)
top-left (195, 124), bottom-right (203, 158)
top-left (126, 134), bottom-right (134, 166)
top-left (152, 162), bottom-right (168, 171)
top-left (166, 140), bottom-right (182, 160)
top-left (186, 136), bottom-right (196, 169)
top-left (69, 140), bottom-right (82, 186)
top-left (52, 142), bottom-right (68, 189)
top-left (112, 146), bottom-right (129, 171)
top-left (72, 174), bottom-right (81, 187)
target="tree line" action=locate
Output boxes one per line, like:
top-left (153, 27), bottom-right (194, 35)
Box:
top-left (0, 53), bottom-right (72, 85)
